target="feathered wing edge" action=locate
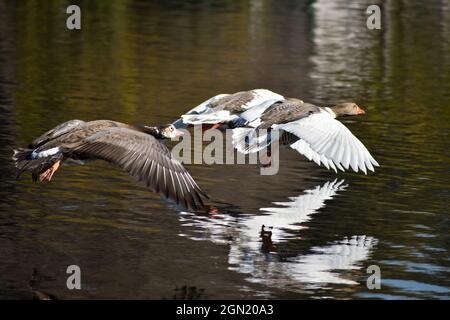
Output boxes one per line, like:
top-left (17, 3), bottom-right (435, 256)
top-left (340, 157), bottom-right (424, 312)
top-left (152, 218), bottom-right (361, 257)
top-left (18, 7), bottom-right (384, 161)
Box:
top-left (277, 114), bottom-right (380, 174)
top-left (29, 119), bottom-right (85, 148)
top-left (71, 128), bottom-right (209, 210)
top-left (173, 94), bottom-right (230, 128)
top-left (180, 90), bottom-right (284, 126)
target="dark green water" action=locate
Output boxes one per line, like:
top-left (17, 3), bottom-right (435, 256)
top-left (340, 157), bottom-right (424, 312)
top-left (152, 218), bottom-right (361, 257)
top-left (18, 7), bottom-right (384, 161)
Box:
top-left (0, 0), bottom-right (449, 299)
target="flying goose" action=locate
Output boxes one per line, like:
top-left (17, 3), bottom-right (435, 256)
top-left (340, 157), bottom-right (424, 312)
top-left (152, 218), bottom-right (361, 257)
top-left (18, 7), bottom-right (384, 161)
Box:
top-left (175, 89), bottom-right (285, 130)
top-left (13, 120), bottom-right (208, 210)
top-left (232, 99), bottom-right (379, 174)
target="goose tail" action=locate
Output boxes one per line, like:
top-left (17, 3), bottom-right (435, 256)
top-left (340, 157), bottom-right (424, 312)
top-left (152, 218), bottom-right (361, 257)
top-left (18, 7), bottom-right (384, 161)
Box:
top-left (13, 148), bottom-right (63, 182)
top-left (12, 148), bottom-right (39, 179)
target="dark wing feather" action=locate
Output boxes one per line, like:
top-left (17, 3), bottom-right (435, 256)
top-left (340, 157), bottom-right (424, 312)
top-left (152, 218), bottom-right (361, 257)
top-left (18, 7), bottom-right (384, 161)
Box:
top-left (32, 120), bottom-right (148, 152)
top-left (29, 120), bottom-right (85, 149)
top-left (69, 127), bottom-right (207, 210)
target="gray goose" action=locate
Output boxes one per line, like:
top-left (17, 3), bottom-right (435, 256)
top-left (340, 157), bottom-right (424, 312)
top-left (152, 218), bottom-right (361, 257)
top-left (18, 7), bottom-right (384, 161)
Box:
top-left (232, 99), bottom-right (379, 174)
top-left (13, 120), bottom-right (208, 210)
top-left (174, 89), bottom-right (284, 130)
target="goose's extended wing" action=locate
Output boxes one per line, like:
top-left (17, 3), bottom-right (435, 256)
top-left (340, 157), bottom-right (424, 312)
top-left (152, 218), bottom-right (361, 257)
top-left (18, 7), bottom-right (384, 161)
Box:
top-left (172, 94), bottom-right (230, 128)
top-left (275, 112), bottom-right (379, 174)
top-left (181, 89), bottom-right (284, 125)
top-left (71, 127), bottom-right (208, 210)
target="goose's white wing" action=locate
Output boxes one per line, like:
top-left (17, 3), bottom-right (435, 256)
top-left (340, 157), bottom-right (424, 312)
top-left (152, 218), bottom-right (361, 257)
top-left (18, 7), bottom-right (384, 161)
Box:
top-left (172, 94), bottom-right (229, 128)
top-left (181, 89), bottom-right (284, 125)
top-left (275, 111), bottom-right (379, 174)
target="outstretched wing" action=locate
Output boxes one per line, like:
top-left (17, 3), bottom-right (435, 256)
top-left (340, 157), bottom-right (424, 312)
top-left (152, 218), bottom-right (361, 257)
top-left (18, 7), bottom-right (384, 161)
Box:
top-left (173, 94), bottom-right (230, 128)
top-left (70, 127), bottom-right (208, 210)
top-left (276, 112), bottom-right (379, 174)
top-left (181, 89), bottom-right (284, 125)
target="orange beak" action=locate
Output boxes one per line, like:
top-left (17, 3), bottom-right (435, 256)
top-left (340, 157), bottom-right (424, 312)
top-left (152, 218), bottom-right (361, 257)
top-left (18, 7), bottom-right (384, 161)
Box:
top-left (356, 106), bottom-right (366, 115)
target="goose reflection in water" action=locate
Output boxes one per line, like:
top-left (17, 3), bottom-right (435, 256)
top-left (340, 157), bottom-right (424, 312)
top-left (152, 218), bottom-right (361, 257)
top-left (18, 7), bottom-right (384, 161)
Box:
top-left (179, 179), bottom-right (378, 289)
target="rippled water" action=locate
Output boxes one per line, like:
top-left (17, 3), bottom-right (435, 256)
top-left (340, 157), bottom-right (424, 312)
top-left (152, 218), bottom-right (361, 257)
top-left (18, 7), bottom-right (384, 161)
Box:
top-left (0, 0), bottom-right (449, 299)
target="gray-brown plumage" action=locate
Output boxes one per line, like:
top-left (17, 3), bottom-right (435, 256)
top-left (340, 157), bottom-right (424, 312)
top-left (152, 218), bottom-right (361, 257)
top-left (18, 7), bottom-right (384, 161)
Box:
top-left (255, 98), bottom-right (321, 129)
top-left (13, 120), bottom-right (208, 210)
top-left (207, 91), bottom-right (261, 113)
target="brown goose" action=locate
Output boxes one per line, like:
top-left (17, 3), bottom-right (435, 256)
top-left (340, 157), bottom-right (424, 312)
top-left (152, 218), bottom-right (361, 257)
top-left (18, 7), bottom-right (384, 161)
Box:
top-left (13, 120), bottom-right (208, 210)
top-left (176, 89), bottom-right (284, 130)
top-left (232, 99), bottom-right (379, 174)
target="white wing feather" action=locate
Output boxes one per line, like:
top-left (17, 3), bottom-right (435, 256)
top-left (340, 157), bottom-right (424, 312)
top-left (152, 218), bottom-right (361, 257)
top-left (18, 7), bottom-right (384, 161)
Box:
top-left (277, 111), bottom-right (379, 173)
top-left (181, 89), bottom-right (284, 125)
top-left (172, 94), bottom-right (229, 128)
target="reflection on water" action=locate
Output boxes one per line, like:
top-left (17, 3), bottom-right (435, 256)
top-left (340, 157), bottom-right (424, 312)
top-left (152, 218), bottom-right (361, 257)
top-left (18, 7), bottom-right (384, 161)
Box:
top-left (0, 0), bottom-right (449, 299)
top-left (179, 180), bottom-right (378, 289)
top-left (258, 179), bottom-right (348, 243)
top-left (289, 236), bottom-right (377, 286)
top-left (309, 0), bottom-right (378, 100)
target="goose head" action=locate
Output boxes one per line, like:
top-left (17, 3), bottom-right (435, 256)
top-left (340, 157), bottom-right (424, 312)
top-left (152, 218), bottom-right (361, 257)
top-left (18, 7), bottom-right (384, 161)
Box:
top-left (330, 102), bottom-right (365, 117)
top-left (145, 124), bottom-right (185, 139)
